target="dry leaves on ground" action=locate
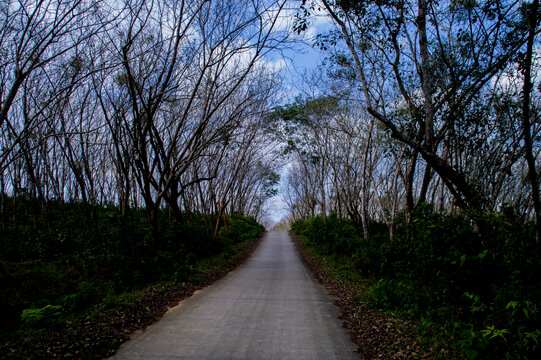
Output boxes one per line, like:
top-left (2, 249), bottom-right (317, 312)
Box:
top-left (3, 236), bottom-right (263, 360)
top-left (290, 232), bottom-right (433, 360)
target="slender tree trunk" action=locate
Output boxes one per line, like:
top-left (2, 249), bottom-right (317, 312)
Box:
top-left (521, 0), bottom-right (541, 244)
top-left (417, 164), bottom-right (432, 206)
top-left (120, 177), bottom-right (131, 217)
top-left (320, 166), bottom-right (327, 221)
top-left (418, 0), bottom-right (435, 153)
top-left (360, 119), bottom-right (374, 239)
top-left (405, 151), bottom-right (418, 215)
top-left (223, 212), bottom-right (229, 233)
top-left (214, 200), bottom-right (229, 238)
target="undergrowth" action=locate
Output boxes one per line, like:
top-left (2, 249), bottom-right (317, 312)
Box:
top-left (0, 196), bottom-right (264, 359)
top-left (291, 206), bottom-right (541, 359)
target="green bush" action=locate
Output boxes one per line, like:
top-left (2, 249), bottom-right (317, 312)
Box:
top-left (218, 214), bottom-right (264, 247)
top-left (369, 278), bottom-right (416, 312)
top-left (1, 196), bottom-right (265, 333)
top-left (61, 281), bottom-right (107, 311)
top-left (291, 206), bottom-right (541, 359)
top-left (293, 214), bottom-right (361, 254)
top-left (21, 304), bottom-right (63, 327)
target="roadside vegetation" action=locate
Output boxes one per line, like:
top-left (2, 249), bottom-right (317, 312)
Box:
top-left (276, 1), bottom-right (541, 359)
top-left (3, 0), bottom-right (541, 358)
top-left (291, 211), bottom-right (540, 360)
top-left (0, 1), bottom-right (280, 358)
top-left (0, 197), bottom-right (264, 359)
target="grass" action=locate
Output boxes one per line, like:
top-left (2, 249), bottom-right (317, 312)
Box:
top-left (0, 233), bottom-right (263, 359)
top-left (292, 233), bottom-right (438, 359)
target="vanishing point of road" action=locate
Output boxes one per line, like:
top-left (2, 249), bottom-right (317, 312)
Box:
top-left (110, 231), bottom-right (359, 360)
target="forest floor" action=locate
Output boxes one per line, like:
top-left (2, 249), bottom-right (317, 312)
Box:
top-left (290, 231), bottom-right (441, 360)
top-left (1, 235), bottom-right (263, 360)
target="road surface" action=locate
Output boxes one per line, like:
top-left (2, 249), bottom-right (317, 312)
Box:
top-left (110, 231), bottom-right (359, 360)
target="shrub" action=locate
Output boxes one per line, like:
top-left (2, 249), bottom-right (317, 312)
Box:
top-left (291, 207), bottom-right (541, 359)
top-left (369, 278), bottom-right (416, 312)
top-left (1, 196), bottom-right (266, 334)
top-left (21, 304), bottom-right (63, 327)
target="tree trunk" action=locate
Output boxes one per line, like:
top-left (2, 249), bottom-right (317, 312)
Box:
top-left (147, 204), bottom-right (160, 249)
top-left (417, 0), bottom-right (435, 152)
top-left (405, 151), bottom-right (418, 216)
top-left (360, 119), bottom-right (374, 239)
top-left (521, 0), bottom-right (541, 244)
top-left (214, 200), bottom-right (228, 238)
top-left (417, 164), bottom-right (432, 206)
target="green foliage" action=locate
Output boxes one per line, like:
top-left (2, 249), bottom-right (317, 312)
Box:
top-left (21, 305), bottom-right (63, 327)
top-left (0, 196), bottom-right (265, 335)
top-left (292, 206), bottom-right (541, 359)
top-left (292, 214), bottom-right (360, 254)
top-left (61, 281), bottom-right (109, 312)
top-left (481, 325), bottom-right (510, 341)
top-left (263, 171), bottom-right (280, 198)
top-left (369, 278), bottom-right (416, 312)
top-left (217, 214), bottom-right (264, 247)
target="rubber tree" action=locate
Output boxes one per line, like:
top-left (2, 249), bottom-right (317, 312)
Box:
top-left (317, 0), bottom-right (534, 214)
top-left (112, 0), bottom-right (289, 245)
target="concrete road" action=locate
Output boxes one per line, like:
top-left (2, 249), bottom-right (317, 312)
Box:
top-left (110, 231), bottom-right (359, 360)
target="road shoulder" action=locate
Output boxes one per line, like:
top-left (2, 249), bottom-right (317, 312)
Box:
top-left (290, 231), bottom-right (431, 360)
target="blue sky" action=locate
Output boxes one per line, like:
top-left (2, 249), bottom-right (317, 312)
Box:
top-left (263, 3), bottom-right (334, 226)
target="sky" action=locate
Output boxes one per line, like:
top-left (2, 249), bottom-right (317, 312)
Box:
top-left (275, 2), bottom-right (334, 97)
top-left (263, 1), bottom-right (334, 226)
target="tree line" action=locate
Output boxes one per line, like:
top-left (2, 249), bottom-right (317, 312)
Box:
top-left (0, 0), bottom-right (288, 240)
top-left (1, 2), bottom-right (287, 356)
top-left (280, 1), bottom-right (541, 358)
top-left (279, 0), bottom-right (541, 244)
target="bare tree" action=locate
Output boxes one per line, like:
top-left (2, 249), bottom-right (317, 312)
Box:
top-left (0, 0), bottom-right (111, 169)
top-left (319, 0), bottom-right (532, 212)
top-left (104, 0), bottom-right (289, 243)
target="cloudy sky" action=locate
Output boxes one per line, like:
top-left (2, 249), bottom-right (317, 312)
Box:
top-left (263, 2), bottom-right (334, 226)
